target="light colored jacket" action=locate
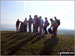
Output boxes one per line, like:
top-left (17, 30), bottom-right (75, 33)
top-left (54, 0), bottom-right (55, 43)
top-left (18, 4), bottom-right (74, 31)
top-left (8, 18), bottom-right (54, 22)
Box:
top-left (39, 18), bottom-right (43, 26)
top-left (51, 20), bottom-right (57, 27)
top-left (33, 18), bottom-right (36, 24)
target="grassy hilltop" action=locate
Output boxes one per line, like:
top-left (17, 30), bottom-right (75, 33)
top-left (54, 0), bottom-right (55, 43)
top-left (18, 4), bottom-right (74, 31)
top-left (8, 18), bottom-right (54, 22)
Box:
top-left (1, 31), bottom-right (74, 55)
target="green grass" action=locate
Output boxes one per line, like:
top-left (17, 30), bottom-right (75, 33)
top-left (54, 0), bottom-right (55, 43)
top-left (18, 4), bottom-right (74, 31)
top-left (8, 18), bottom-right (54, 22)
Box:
top-left (1, 31), bottom-right (74, 55)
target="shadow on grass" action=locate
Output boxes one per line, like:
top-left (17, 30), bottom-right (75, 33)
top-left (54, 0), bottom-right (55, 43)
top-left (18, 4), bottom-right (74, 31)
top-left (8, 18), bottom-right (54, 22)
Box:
top-left (1, 32), bottom-right (18, 43)
top-left (31, 34), bottom-right (45, 44)
top-left (7, 33), bottom-right (24, 41)
top-left (40, 35), bottom-right (59, 55)
top-left (3, 32), bottom-right (27, 43)
top-left (5, 32), bottom-right (17, 38)
top-left (7, 34), bottom-right (38, 55)
top-left (7, 33), bottom-right (30, 46)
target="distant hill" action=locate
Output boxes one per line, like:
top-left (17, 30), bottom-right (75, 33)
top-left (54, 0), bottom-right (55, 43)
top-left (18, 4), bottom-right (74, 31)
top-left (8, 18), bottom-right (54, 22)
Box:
top-left (1, 24), bottom-right (74, 36)
top-left (1, 24), bottom-right (16, 31)
top-left (58, 30), bottom-right (74, 36)
top-left (1, 31), bottom-right (74, 55)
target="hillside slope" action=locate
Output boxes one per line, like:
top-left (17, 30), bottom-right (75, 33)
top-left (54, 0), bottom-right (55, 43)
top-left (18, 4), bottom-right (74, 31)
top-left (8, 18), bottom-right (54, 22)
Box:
top-left (1, 31), bottom-right (74, 55)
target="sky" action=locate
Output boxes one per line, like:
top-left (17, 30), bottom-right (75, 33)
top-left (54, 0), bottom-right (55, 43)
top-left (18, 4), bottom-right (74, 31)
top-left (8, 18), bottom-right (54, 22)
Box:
top-left (1, 1), bottom-right (74, 30)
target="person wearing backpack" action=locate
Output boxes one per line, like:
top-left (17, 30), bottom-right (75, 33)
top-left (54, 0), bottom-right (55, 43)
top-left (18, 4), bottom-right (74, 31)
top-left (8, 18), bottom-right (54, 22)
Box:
top-left (43, 17), bottom-right (49, 34)
top-left (50, 18), bottom-right (58, 35)
top-left (54, 16), bottom-right (60, 35)
top-left (54, 16), bottom-right (60, 26)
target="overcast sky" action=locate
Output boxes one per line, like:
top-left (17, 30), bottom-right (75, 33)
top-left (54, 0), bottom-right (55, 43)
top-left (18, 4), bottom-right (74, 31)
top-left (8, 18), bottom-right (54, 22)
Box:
top-left (1, 1), bottom-right (74, 30)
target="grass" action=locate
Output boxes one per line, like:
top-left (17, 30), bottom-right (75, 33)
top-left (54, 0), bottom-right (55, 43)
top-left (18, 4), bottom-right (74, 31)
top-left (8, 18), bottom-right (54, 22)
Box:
top-left (1, 31), bottom-right (74, 55)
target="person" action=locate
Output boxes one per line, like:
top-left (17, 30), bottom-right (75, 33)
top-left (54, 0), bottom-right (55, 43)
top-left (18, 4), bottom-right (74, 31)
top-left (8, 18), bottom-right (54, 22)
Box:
top-left (54, 16), bottom-right (60, 35)
top-left (50, 18), bottom-right (58, 35)
top-left (33, 15), bottom-right (36, 33)
top-left (39, 16), bottom-right (44, 34)
top-left (19, 22), bottom-right (24, 32)
top-left (28, 15), bottom-right (33, 33)
top-left (35, 15), bottom-right (40, 34)
top-left (43, 17), bottom-right (49, 34)
top-left (23, 18), bottom-right (28, 32)
top-left (16, 19), bottom-right (21, 32)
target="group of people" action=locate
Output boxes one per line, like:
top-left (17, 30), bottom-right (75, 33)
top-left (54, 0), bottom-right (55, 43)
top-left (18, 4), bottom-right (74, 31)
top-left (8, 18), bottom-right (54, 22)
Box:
top-left (16, 15), bottom-right (60, 36)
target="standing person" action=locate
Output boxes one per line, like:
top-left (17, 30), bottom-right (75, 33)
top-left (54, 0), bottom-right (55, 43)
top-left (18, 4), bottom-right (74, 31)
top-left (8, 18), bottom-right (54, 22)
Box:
top-left (54, 16), bottom-right (60, 35)
top-left (28, 15), bottom-right (33, 33)
top-left (50, 18), bottom-right (57, 35)
top-left (35, 15), bottom-right (40, 34)
top-left (19, 22), bottom-right (24, 32)
top-left (43, 17), bottom-right (49, 34)
top-left (16, 19), bottom-right (21, 32)
top-left (33, 15), bottom-right (36, 33)
top-left (39, 16), bottom-right (44, 34)
top-left (23, 18), bottom-right (28, 32)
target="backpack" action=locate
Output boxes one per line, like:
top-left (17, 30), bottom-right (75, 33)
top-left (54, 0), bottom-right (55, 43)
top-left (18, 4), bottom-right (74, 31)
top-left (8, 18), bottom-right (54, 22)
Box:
top-left (48, 27), bottom-right (53, 34)
top-left (47, 23), bottom-right (50, 26)
top-left (57, 19), bottom-right (60, 26)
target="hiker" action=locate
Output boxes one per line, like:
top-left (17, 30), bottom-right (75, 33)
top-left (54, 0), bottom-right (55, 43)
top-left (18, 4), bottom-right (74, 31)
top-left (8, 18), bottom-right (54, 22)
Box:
top-left (16, 19), bottom-right (21, 32)
top-left (35, 15), bottom-right (40, 34)
top-left (23, 18), bottom-right (28, 32)
top-left (33, 15), bottom-right (36, 33)
top-left (54, 16), bottom-right (60, 35)
top-left (39, 16), bottom-right (44, 34)
top-left (19, 22), bottom-right (25, 32)
top-left (43, 17), bottom-right (49, 34)
top-left (50, 18), bottom-right (58, 35)
top-left (28, 15), bottom-right (33, 33)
